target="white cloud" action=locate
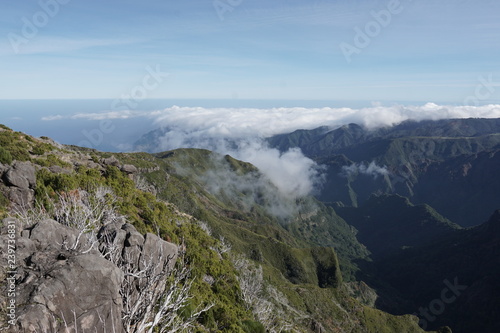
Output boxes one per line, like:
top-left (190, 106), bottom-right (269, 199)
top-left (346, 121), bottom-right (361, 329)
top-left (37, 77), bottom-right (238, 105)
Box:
top-left (146, 103), bottom-right (500, 198)
top-left (40, 102), bottom-right (500, 199)
top-left (41, 115), bottom-right (63, 121)
top-left (341, 162), bottom-right (389, 179)
top-left (70, 111), bottom-right (139, 120)
top-left (232, 141), bottom-right (324, 198)
top-left (42, 111), bottom-right (143, 121)
top-left (151, 103), bottom-right (500, 142)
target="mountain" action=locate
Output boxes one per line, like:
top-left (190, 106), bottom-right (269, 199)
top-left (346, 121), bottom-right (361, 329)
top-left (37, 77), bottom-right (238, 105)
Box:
top-left (335, 194), bottom-right (462, 259)
top-left (267, 118), bottom-right (500, 332)
top-left (0, 125), bottom-right (440, 332)
top-left (372, 210), bottom-right (500, 333)
top-left (267, 118), bottom-right (500, 227)
top-left (4, 116), bottom-right (500, 332)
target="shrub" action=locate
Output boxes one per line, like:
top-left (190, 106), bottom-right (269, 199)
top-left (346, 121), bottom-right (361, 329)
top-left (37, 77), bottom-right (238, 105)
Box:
top-left (0, 147), bottom-right (12, 165)
top-left (241, 320), bottom-right (266, 333)
top-left (32, 142), bottom-right (54, 155)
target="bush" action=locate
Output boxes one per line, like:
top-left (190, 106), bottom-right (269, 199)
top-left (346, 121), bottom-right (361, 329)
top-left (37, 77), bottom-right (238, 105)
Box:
top-left (34, 154), bottom-right (71, 168)
top-left (0, 147), bottom-right (12, 165)
top-left (0, 131), bottom-right (30, 161)
top-left (241, 320), bottom-right (266, 333)
top-left (32, 142), bottom-right (54, 155)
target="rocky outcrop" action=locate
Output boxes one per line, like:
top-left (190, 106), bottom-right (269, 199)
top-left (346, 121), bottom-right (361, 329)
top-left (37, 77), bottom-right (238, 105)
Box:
top-left (102, 156), bottom-right (120, 167)
top-left (121, 164), bottom-right (138, 175)
top-left (99, 220), bottom-right (178, 271)
top-left (0, 218), bottom-right (178, 332)
top-left (3, 161), bottom-right (36, 189)
top-left (0, 161), bottom-right (37, 209)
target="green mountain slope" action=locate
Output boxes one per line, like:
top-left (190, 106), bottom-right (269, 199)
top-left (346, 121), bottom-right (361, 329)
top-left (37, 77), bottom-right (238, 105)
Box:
top-left (0, 125), bottom-right (440, 332)
top-left (336, 194), bottom-right (461, 259)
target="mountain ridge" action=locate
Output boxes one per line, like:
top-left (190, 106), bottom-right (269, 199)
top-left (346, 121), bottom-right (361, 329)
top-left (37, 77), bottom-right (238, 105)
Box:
top-left (266, 118), bottom-right (500, 226)
top-left (0, 124), bottom-right (441, 332)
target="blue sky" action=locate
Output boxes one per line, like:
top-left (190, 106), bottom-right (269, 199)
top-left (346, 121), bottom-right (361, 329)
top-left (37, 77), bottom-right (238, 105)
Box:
top-left (1, 0), bottom-right (500, 102)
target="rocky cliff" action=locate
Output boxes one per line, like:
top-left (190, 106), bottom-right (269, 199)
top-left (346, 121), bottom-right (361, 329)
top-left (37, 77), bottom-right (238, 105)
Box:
top-left (0, 217), bottom-right (177, 332)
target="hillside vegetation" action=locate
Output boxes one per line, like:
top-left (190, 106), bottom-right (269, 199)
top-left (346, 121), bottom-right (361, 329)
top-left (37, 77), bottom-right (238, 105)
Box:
top-left (0, 125), bottom-right (440, 332)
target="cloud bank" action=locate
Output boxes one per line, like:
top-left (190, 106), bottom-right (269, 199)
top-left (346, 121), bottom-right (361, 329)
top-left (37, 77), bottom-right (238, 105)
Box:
top-left (341, 162), bottom-right (389, 179)
top-left (43, 103), bottom-right (500, 135)
top-left (145, 103), bottom-right (500, 198)
top-left (41, 102), bottom-right (500, 199)
top-left (153, 103), bottom-right (500, 139)
top-left (190, 154), bottom-right (312, 218)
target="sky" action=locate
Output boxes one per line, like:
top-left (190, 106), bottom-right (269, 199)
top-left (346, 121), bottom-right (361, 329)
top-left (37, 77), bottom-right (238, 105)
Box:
top-left (1, 0), bottom-right (500, 102)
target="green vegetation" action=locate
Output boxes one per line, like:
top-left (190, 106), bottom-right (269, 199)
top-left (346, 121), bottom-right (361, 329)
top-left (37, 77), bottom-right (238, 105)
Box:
top-left (0, 191), bottom-right (9, 218)
top-left (33, 154), bottom-right (72, 168)
top-left (32, 157), bottom-right (255, 332)
top-left (0, 130), bottom-right (31, 162)
top-left (0, 125), bottom-right (65, 165)
top-left (0, 127), bottom-right (441, 332)
top-left (0, 147), bottom-right (12, 165)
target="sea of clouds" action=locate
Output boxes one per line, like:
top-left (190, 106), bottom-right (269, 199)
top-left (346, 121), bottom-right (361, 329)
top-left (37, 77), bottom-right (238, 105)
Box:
top-left (43, 103), bottom-right (500, 198)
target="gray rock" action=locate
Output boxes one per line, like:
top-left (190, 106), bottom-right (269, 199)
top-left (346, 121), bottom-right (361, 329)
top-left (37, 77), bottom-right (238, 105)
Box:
top-left (98, 220), bottom-right (127, 249)
top-left (48, 165), bottom-right (72, 174)
top-left (0, 163), bottom-right (8, 175)
top-left (3, 161), bottom-right (36, 189)
top-left (87, 161), bottom-right (102, 170)
top-left (29, 219), bottom-right (79, 251)
top-left (121, 164), bottom-right (138, 174)
top-left (16, 252), bottom-right (123, 333)
top-left (142, 232), bottom-right (178, 271)
top-left (102, 156), bottom-right (120, 167)
top-left (7, 187), bottom-right (34, 209)
top-left (0, 218), bottom-right (178, 332)
top-left (122, 223), bottom-right (144, 247)
top-left (0, 218), bottom-right (123, 332)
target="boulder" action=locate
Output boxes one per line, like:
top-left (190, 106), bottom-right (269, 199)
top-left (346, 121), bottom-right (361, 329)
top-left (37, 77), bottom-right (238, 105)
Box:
top-left (48, 165), bottom-right (72, 174)
top-left (122, 223), bottom-right (145, 247)
top-left (3, 161), bottom-right (36, 189)
top-left (99, 222), bottom-right (178, 270)
top-left (0, 163), bottom-right (8, 175)
top-left (102, 156), bottom-right (120, 167)
top-left (29, 219), bottom-right (78, 251)
top-left (7, 187), bottom-right (34, 209)
top-left (121, 164), bottom-right (138, 174)
top-left (0, 218), bottom-right (123, 332)
top-left (141, 232), bottom-right (178, 271)
top-left (0, 218), bottom-right (178, 332)
top-left (16, 252), bottom-right (123, 332)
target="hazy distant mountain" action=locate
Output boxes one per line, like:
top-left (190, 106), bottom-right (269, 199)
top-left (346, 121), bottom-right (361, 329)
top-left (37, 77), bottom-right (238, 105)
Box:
top-left (268, 118), bottom-right (500, 226)
top-left (124, 117), bottom-right (500, 332)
